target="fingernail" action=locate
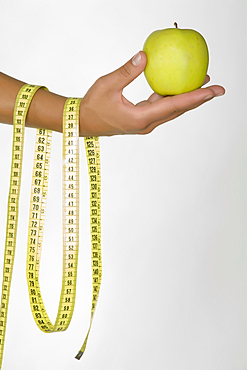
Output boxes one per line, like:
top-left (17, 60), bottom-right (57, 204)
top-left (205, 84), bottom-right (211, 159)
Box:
top-left (215, 92), bottom-right (224, 97)
top-left (203, 95), bottom-right (214, 101)
top-left (132, 52), bottom-right (141, 66)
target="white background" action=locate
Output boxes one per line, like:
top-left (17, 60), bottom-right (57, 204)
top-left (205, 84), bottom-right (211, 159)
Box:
top-left (0, 0), bottom-right (246, 369)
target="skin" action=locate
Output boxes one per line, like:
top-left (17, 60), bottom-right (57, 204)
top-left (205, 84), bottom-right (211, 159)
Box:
top-left (0, 51), bottom-right (225, 136)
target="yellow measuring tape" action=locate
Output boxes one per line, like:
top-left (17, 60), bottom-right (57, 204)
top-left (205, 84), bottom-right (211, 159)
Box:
top-left (0, 84), bottom-right (102, 367)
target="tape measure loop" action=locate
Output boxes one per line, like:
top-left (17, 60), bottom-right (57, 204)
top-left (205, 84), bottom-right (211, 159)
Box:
top-left (0, 90), bottom-right (102, 368)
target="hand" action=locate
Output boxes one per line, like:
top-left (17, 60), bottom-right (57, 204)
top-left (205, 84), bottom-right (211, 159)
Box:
top-left (79, 51), bottom-right (225, 136)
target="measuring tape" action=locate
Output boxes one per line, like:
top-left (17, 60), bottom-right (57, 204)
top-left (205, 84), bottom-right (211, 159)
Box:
top-left (0, 84), bottom-right (102, 368)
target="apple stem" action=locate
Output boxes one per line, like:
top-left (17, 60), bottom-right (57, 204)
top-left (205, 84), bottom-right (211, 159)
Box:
top-left (174, 22), bottom-right (178, 28)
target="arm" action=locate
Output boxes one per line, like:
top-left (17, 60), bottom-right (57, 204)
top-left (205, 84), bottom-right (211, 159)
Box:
top-left (0, 51), bottom-right (225, 137)
top-left (0, 72), bottom-right (66, 133)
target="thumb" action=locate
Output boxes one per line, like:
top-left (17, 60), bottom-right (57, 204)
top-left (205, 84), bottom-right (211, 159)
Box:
top-left (104, 51), bottom-right (147, 91)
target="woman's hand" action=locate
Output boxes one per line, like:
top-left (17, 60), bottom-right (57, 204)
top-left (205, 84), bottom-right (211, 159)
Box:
top-left (79, 51), bottom-right (225, 136)
top-left (0, 53), bottom-right (225, 137)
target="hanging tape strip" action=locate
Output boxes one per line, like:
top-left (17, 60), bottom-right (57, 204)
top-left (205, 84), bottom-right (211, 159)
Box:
top-left (0, 85), bottom-right (102, 368)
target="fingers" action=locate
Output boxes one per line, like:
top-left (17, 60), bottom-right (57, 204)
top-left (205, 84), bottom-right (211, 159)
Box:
top-left (148, 92), bottom-right (165, 103)
top-left (139, 85), bottom-right (225, 124)
top-left (135, 92), bottom-right (164, 107)
top-left (139, 86), bottom-right (225, 134)
top-left (102, 51), bottom-right (147, 92)
top-left (203, 74), bottom-right (210, 85)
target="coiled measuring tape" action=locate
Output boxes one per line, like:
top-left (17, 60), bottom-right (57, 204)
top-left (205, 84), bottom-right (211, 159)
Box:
top-left (0, 84), bottom-right (102, 368)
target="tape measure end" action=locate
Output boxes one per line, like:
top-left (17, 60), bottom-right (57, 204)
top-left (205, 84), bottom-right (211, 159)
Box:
top-left (75, 351), bottom-right (84, 360)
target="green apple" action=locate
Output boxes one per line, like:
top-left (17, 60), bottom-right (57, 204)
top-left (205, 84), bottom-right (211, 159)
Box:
top-left (143, 23), bottom-right (209, 95)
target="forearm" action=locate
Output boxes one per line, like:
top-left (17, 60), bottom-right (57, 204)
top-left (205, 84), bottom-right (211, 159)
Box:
top-left (0, 72), bottom-right (66, 134)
